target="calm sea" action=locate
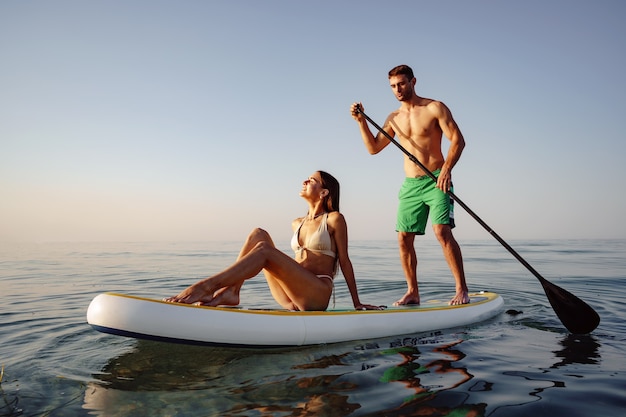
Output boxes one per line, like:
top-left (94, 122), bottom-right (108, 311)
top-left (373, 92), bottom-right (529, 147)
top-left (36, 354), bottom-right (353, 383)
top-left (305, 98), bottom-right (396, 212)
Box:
top-left (1, 239), bottom-right (624, 416)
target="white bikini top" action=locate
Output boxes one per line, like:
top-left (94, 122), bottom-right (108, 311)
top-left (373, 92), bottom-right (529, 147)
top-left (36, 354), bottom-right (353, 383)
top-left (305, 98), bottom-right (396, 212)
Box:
top-left (290, 213), bottom-right (336, 258)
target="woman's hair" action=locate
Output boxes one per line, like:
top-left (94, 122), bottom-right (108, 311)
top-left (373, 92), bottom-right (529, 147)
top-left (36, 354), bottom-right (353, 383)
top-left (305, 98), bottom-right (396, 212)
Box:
top-left (319, 170), bottom-right (340, 212)
top-left (319, 171), bottom-right (341, 272)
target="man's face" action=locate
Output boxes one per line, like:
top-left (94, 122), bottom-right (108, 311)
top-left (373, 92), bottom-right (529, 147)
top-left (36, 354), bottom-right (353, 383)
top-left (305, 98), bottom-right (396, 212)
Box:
top-left (389, 75), bottom-right (414, 102)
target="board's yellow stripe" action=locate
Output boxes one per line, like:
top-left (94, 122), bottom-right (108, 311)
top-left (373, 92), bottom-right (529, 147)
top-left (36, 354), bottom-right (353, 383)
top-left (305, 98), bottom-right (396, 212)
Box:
top-left (103, 292), bottom-right (499, 317)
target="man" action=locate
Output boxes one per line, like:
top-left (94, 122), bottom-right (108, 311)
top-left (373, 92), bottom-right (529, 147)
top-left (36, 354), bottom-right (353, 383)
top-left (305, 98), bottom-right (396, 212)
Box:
top-left (350, 64), bottom-right (469, 306)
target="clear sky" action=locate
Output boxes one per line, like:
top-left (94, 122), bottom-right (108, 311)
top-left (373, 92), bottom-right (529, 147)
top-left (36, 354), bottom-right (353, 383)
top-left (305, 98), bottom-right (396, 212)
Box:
top-left (1, 0), bottom-right (625, 243)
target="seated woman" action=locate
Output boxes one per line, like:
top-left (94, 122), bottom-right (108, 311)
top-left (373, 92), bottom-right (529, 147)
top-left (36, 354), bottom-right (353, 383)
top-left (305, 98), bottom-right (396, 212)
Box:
top-left (165, 171), bottom-right (383, 311)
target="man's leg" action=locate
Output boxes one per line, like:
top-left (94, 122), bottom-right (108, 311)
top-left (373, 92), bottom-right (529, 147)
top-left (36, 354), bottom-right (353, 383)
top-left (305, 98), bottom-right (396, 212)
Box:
top-left (433, 224), bottom-right (469, 305)
top-left (394, 231), bottom-right (421, 305)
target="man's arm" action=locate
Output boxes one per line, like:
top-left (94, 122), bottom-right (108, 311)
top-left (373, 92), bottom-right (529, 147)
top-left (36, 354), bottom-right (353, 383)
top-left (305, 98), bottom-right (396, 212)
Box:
top-left (433, 101), bottom-right (465, 191)
top-left (350, 102), bottom-right (392, 155)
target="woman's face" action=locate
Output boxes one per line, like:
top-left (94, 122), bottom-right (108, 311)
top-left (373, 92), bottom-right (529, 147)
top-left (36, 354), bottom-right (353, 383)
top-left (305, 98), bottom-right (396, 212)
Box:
top-left (301, 172), bottom-right (324, 198)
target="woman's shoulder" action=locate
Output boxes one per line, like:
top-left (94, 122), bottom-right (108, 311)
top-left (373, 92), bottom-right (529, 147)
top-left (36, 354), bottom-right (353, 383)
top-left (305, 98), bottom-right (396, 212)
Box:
top-left (326, 211), bottom-right (346, 224)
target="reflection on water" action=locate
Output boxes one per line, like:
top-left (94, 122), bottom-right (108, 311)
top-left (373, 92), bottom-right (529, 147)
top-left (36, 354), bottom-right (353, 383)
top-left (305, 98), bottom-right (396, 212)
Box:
top-left (551, 334), bottom-right (600, 369)
top-left (375, 340), bottom-right (487, 417)
top-left (84, 330), bottom-right (607, 416)
top-left (84, 333), bottom-right (495, 416)
top-left (478, 332), bottom-right (605, 417)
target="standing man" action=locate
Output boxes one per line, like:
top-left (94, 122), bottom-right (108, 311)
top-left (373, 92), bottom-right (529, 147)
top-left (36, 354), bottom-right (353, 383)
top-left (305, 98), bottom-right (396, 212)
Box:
top-left (350, 64), bottom-right (469, 306)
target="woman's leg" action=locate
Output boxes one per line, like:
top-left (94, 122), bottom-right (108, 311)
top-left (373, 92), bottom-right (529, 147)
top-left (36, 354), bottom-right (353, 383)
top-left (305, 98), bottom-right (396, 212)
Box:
top-left (204, 228), bottom-right (276, 306)
top-left (165, 228), bottom-right (332, 310)
top-left (165, 228), bottom-right (273, 305)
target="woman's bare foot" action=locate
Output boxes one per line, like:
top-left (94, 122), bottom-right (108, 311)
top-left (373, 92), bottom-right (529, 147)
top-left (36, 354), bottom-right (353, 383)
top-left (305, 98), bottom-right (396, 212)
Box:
top-left (163, 283), bottom-right (212, 305)
top-left (199, 286), bottom-right (240, 307)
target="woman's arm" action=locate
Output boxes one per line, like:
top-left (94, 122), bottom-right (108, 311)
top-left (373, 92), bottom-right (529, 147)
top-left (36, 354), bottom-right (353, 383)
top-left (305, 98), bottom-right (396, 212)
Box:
top-left (330, 212), bottom-right (385, 310)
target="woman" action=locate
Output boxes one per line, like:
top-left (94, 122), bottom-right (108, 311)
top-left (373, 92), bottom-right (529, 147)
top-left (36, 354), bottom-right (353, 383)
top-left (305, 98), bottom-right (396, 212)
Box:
top-left (165, 171), bottom-right (383, 311)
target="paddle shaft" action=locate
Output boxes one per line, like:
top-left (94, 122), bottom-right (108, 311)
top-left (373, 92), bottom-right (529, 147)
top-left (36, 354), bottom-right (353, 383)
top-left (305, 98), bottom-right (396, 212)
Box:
top-left (355, 108), bottom-right (546, 282)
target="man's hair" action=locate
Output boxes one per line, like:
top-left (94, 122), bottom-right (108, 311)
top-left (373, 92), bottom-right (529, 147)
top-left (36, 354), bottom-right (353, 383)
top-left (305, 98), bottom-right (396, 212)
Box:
top-left (388, 64), bottom-right (414, 80)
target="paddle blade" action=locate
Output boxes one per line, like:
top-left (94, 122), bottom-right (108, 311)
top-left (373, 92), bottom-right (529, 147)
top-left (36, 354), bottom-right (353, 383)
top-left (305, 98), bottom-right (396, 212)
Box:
top-left (539, 278), bottom-right (600, 334)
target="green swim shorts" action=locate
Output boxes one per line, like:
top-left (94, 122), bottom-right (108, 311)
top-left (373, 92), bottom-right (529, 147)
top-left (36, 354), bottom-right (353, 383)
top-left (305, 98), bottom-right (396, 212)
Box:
top-left (396, 169), bottom-right (455, 234)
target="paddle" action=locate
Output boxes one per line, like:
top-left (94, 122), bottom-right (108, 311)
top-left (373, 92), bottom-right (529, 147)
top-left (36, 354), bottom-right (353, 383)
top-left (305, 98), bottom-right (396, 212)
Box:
top-left (355, 105), bottom-right (600, 334)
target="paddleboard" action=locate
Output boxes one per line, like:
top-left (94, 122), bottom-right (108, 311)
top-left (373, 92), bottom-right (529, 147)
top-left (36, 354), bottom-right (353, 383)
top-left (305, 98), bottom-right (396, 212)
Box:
top-left (87, 291), bottom-right (503, 348)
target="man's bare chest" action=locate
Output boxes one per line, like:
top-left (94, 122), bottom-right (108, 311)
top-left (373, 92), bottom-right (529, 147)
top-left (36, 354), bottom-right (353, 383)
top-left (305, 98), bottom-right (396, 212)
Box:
top-left (391, 113), bottom-right (440, 141)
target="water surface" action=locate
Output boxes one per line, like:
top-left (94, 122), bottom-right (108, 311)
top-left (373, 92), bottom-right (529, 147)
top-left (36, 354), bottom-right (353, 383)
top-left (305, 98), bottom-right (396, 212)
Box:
top-left (1, 239), bottom-right (624, 416)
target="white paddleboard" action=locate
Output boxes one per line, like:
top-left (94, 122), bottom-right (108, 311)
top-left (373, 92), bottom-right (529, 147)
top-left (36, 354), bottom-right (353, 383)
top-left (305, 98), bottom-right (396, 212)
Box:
top-left (87, 291), bottom-right (504, 347)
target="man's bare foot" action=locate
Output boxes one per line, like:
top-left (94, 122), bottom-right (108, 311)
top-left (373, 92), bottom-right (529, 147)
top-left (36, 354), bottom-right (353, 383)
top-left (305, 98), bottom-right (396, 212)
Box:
top-left (392, 291), bottom-right (420, 306)
top-left (449, 291), bottom-right (470, 306)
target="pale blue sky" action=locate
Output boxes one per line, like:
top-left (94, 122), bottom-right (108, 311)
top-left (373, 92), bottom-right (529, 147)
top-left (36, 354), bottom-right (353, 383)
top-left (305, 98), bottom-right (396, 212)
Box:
top-left (1, 0), bottom-right (625, 242)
